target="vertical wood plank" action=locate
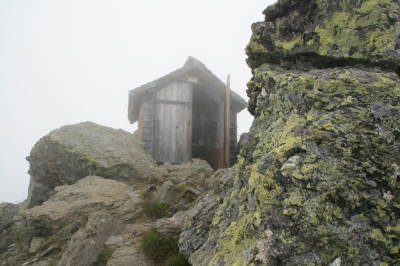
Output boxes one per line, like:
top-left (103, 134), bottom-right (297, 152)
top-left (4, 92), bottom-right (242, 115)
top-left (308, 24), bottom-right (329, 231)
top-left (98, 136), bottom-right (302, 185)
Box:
top-left (138, 103), bottom-right (144, 139)
top-left (155, 87), bottom-right (165, 162)
top-left (168, 85), bottom-right (177, 162)
top-left (189, 83), bottom-right (193, 162)
top-left (176, 82), bottom-right (184, 163)
top-left (224, 75), bottom-right (231, 168)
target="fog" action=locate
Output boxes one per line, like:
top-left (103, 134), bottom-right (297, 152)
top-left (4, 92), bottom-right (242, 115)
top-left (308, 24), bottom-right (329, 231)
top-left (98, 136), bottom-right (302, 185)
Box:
top-left (0, 0), bottom-right (275, 203)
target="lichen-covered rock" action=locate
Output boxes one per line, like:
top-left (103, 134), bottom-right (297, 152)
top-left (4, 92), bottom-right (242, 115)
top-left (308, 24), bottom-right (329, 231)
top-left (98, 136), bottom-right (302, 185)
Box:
top-left (26, 121), bottom-right (156, 208)
top-left (181, 0), bottom-right (400, 265)
top-left (179, 167), bottom-right (236, 265)
top-left (246, 0), bottom-right (400, 72)
top-left (204, 69), bottom-right (400, 265)
top-left (246, 0), bottom-right (400, 116)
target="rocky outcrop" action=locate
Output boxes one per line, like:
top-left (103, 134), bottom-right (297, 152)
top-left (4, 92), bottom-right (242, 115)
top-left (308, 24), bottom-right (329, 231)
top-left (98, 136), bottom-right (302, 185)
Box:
top-left (179, 167), bottom-right (236, 265)
top-left (0, 176), bottom-right (150, 266)
top-left (181, 0), bottom-right (400, 265)
top-left (0, 124), bottom-right (215, 266)
top-left (0, 203), bottom-right (19, 234)
top-left (17, 176), bottom-right (143, 235)
top-left (26, 122), bottom-right (156, 208)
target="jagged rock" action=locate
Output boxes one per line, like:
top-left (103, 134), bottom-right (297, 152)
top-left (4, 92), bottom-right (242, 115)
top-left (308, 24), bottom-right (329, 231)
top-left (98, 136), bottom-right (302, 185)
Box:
top-left (180, 0), bottom-right (400, 265)
top-left (41, 220), bottom-right (81, 251)
top-left (152, 159), bottom-right (214, 189)
top-left (237, 132), bottom-right (249, 154)
top-left (26, 122), bottom-right (157, 208)
top-left (29, 237), bottom-right (44, 254)
top-left (104, 222), bottom-right (156, 266)
top-left (0, 202), bottom-right (19, 232)
top-left (151, 181), bottom-right (176, 205)
top-left (58, 211), bottom-right (127, 266)
top-left (39, 243), bottom-right (61, 258)
top-left (16, 176), bottom-right (142, 236)
top-left (7, 254), bottom-right (27, 266)
top-left (146, 159), bottom-right (214, 212)
top-left (179, 167), bottom-right (236, 265)
top-left (153, 211), bottom-right (185, 240)
top-left (246, 0), bottom-right (400, 71)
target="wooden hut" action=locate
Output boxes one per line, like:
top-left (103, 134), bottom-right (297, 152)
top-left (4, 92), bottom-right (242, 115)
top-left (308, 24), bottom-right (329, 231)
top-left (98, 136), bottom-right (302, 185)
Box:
top-left (128, 56), bottom-right (247, 170)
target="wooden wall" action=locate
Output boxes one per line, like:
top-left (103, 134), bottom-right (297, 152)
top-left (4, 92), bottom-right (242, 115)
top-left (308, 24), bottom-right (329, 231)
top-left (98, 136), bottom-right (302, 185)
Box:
top-left (138, 98), bottom-right (155, 156)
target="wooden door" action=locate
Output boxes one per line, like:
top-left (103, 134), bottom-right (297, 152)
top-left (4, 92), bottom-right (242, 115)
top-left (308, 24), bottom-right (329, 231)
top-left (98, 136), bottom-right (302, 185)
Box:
top-left (154, 82), bottom-right (192, 163)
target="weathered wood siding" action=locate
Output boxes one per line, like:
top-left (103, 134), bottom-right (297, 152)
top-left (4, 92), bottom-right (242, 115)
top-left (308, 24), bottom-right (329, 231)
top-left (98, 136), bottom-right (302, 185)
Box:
top-left (137, 98), bottom-right (155, 156)
top-left (154, 82), bottom-right (192, 163)
top-left (137, 103), bottom-right (144, 139)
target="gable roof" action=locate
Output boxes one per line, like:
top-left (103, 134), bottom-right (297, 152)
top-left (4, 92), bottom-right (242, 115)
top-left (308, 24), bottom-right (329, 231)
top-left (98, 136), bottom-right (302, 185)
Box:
top-left (128, 56), bottom-right (248, 124)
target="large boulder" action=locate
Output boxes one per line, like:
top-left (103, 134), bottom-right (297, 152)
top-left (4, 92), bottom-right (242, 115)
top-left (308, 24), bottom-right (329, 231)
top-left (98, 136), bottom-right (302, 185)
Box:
top-left (16, 176), bottom-right (143, 236)
top-left (245, 0), bottom-right (400, 116)
top-left (26, 122), bottom-right (156, 208)
top-left (180, 0), bottom-right (400, 265)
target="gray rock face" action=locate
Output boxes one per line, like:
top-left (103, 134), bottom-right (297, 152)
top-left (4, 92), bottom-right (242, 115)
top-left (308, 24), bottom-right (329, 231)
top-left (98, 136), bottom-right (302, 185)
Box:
top-left (26, 122), bottom-right (157, 208)
top-left (180, 189), bottom-right (218, 265)
top-left (153, 211), bottom-right (185, 240)
top-left (41, 220), bottom-right (81, 251)
top-left (17, 176), bottom-right (143, 235)
top-left (179, 166), bottom-right (237, 265)
top-left (58, 211), bottom-right (127, 266)
top-left (151, 181), bottom-right (176, 205)
top-left (147, 159), bottom-right (214, 212)
top-left (152, 159), bottom-right (214, 188)
top-left (106, 244), bottom-right (156, 266)
top-left (0, 202), bottom-right (19, 232)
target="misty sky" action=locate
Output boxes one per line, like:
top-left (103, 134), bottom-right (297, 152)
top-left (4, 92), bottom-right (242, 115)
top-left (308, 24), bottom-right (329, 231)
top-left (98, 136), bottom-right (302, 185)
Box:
top-left (0, 0), bottom-right (276, 203)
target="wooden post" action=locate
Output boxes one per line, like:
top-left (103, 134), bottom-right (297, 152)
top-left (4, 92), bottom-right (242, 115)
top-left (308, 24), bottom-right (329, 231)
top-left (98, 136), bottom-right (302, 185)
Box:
top-left (224, 75), bottom-right (231, 168)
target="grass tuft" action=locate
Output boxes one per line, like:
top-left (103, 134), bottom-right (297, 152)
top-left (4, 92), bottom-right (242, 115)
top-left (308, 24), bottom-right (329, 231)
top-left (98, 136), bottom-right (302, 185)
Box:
top-left (60, 221), bottom-right (71, 228)
top-left (141, 228), bottom-right (178, 261)
top-left (143, 200), bottom-right (171, 219)
top-left (165, 254), bottom-right (191, 266)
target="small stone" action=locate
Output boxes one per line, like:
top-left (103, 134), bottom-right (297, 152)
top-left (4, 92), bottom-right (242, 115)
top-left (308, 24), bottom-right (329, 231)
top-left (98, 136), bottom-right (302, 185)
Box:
top-left (29, 237), bottom-right (44, 254)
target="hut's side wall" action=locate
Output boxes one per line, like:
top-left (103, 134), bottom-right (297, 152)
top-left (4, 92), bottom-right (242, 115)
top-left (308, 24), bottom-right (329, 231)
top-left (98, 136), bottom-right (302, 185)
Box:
top-left (138, 103), bottom-right (144, 139)
top-left (140, 98), bottom-right (155, 156)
